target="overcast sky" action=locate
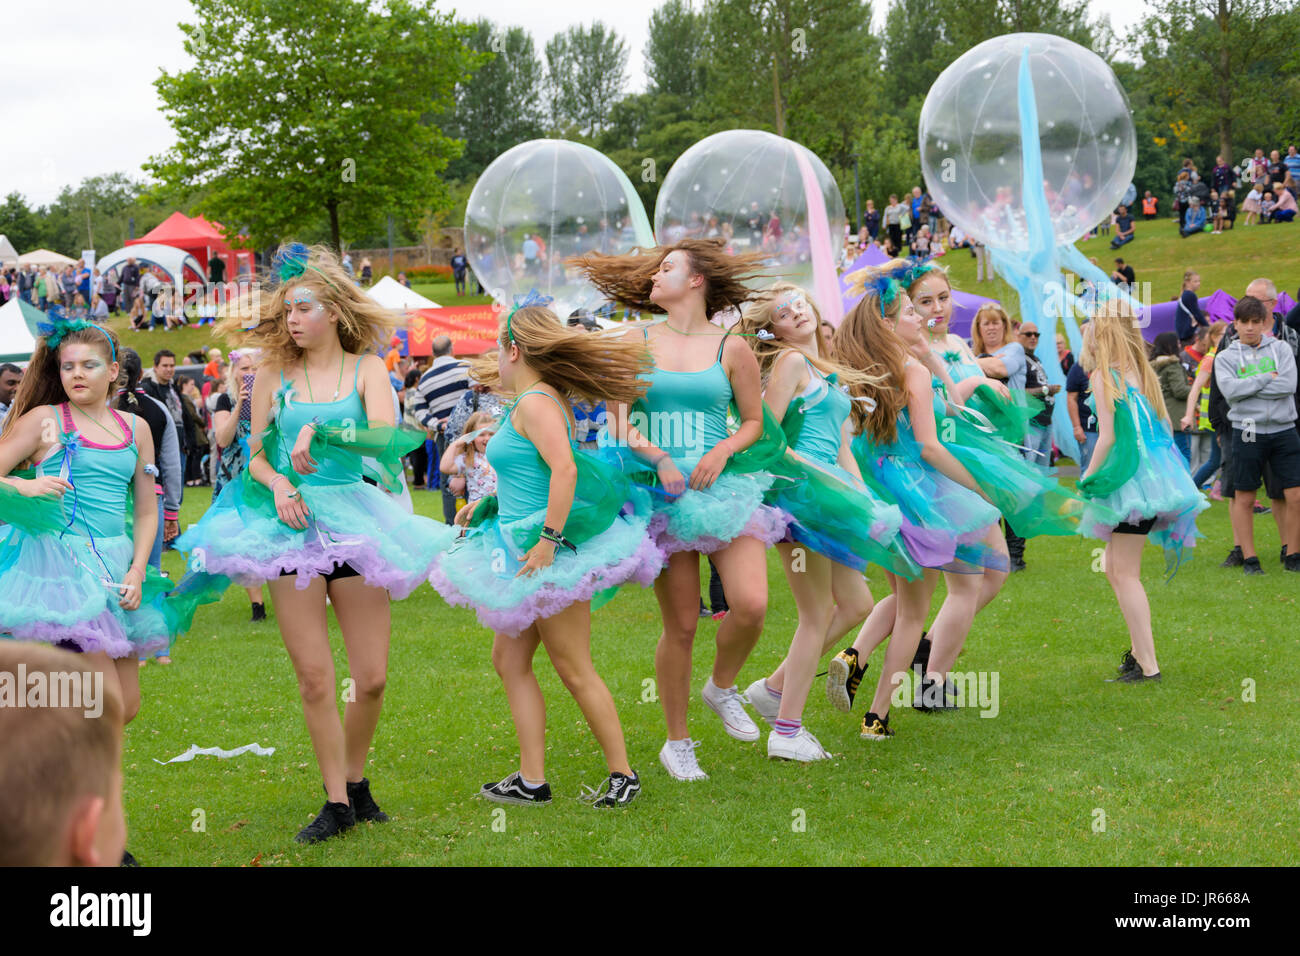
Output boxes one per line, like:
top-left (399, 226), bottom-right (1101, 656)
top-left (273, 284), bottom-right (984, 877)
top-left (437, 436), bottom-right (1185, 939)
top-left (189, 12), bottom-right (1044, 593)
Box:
top-left (5, 0), bottom-right (1146, 210)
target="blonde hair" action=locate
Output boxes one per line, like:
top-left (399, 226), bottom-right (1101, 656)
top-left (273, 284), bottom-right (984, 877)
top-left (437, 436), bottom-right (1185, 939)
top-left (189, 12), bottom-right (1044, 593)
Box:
top-left (830, 273), bottom-right (910, 444)
top-left (0, 642), bottom-right (123, 866)
top-left (1182, 269), bottom-right (1199, 287)
top-left (1079, 301), bottom-right (1169, 422)
top-left (214, 243), bottom-right (398, 371)
top-left (470, 306), bottom-right (652, 406)
top-left (460, 410), bottom-right (497, 468)
top-left (971, 303), bottom-right (1014, 354)
top-left (225, 348), bottom-right (261, 397)
top-left (738, 282), bottom-right (888, 393)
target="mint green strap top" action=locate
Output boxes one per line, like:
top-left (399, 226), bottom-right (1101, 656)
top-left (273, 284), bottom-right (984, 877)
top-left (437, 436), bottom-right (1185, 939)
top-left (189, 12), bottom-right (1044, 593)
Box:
top-left (633, 329), bottom-right (732, 470)
top-left (275, 361), bottom-right (366, 486)
top-left (487, 390), bottom-right (574, 523)
top-left (35, 403), bottom-right (137, 538)
top-left (789, 358), bottom-right (851, 466)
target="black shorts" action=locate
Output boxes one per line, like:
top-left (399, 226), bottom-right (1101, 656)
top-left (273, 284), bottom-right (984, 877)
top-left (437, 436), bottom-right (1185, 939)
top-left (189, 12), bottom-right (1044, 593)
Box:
top-left (279, 561), bottom-right (360, 583)
top-left (1114, 517), bottom-right (1157, 535)
top-left (1231, 427), bottom-right (1300, 495)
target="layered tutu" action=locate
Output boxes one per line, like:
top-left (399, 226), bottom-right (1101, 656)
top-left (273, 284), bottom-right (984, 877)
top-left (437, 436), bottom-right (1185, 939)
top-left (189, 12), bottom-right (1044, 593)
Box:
top-left (1078, 384), bottom-right (1208, 572)
top-left (428, 450), bottom-right (664, 636)
top-left (851, 426), bottom-right (1006, 574)
top-left (943, 386), bottom-right (1084, 538)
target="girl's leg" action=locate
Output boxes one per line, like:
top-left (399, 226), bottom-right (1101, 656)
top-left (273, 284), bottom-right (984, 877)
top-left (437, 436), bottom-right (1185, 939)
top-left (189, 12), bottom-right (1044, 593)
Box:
top-left (1104, 534), bottom-right (1157, 675)
top-left (327, 576), bottom-right (391, 783)
top-left (536, 601), bottom-right (631, 775)
top-left (112, 656), bottom-right (141, 725)
top-left (268, 575), bottom-right (347, 803)
top-left (767, 558), bottom-right (873, 692)
top-left (865, 576), bottom-right (932, 719)
top-left (707, 535), bottom-right (769, 688)
top-left (772, 542), bottom-right (833, 722)
top-left (246, 586), bottom-right (263, 605)
top-left (491, 626), bottom-right (545, 781)
top-left (924, 570), bottom-right (982, 682)
top-left (653, 550), bottom-right (702, 740)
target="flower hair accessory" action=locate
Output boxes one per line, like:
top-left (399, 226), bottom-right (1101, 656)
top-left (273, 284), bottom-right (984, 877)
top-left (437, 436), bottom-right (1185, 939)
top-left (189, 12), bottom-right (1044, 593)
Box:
top-left (273, 242), bottom-right (340, 291)
top-left (754, 328), bottom-right (776, 341)
top-left (505, 289), bottom-right (554, 346)
top-left (37, 308), bottom-right (116, 362)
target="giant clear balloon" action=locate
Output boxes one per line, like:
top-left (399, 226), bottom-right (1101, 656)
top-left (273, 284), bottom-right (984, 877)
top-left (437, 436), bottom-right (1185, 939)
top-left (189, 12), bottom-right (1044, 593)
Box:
top-left (465, 139), bottom-right (654, 316)
top-left (654, 130), bottom-right (846, 303)
top-left (918, 33), bottom-right (1136, 251)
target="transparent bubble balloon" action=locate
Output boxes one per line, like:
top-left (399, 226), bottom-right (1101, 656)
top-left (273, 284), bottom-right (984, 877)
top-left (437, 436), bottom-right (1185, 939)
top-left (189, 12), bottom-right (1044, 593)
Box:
top-left (919, 33), bottom-right (1136, 252)
top-left (465, 139), bottom-right (654, 316)
top-left (654, 129), bottom-right (846, 293)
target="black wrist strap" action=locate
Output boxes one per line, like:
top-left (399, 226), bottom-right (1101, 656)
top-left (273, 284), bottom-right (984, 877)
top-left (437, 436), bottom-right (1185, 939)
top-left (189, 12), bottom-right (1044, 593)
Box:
top-left (540, 526), bottom-right (577, 553)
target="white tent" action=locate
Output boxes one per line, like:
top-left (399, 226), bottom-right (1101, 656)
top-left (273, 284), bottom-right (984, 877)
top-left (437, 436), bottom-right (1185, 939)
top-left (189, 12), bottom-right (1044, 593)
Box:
top-left (0, 234), bottom-right (19, 265)
top-left (97, 243), bottom-right (204, 296)
top-left (366, 275), bottom-right (439, 311)
top-left (0, 295), bottom-right (41, 363)
top-left (18, 248), bottom-right (76, 268)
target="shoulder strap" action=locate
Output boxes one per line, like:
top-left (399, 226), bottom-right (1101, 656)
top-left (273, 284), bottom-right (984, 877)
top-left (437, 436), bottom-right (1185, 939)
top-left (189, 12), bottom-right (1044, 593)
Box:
top-left (716, 331), bottom-right (730, 362)
top-left (641, 326), bottom-right (649, 341)
top-left (59, 402), bottom-right (74, 432)
top-left (108, 407), bottom-right (134, 444)
top-left (516, 389), bottom-right (573, 443)
top-left (353, 355), bottom-right (362, 388)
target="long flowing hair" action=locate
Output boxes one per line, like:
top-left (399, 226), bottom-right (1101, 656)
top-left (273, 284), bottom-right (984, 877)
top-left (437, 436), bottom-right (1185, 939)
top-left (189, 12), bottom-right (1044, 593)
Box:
top-left (737, 282), bottom-right (888, 394)
top-left (830, 282), bottom-right (909, 445)
top-left (470, 306), bottom-right (652, 406)
top-left (215, 243), bottom-right (398, 371)
top-left (1079, 300), bottom-right (1169, 422)
top-left (567, 238), bottom-right (770, 317)
top-left (0, 324), bottom-right (122, 441)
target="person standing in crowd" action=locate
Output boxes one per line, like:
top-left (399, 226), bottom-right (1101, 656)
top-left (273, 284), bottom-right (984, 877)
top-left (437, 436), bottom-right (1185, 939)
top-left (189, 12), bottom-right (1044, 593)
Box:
top-left (1151, 332), bottom-right (1193, 467)
top-left (1181, 322), bottom-right (1228, 494)
top-left (1215, 295), bottom-right (1300, 575)
top-left (1176, 270), bottom-right (1209, 346)
top-left (863, 200), bottom-right (880, 243)
top-left (451, 247), bottom-right (469, 297)
top-left (1109, 205), bottom-right (1135, 248)
top-left (883, 194), bottom-right (904, 252)
top-left (360, 258), bottom-right (373, 285)
top-left (974, 305), bottom-right (1029, 571)
top-left (407, 334), bottom-right (469, 523)
top-left (1140, 191), bottom-right (1158, 220)
top-left (142, 350), bottom-right (188, 542)
top-left (1066, 333), bottom-right (1098, 472)
top-left (211, 348), bottom-right (267, 620)
top-left (1211, 155), bottom-right (1234, 195)
top-left (0, 363), bottom-right (22, 426)
top-left (1057, 333), bottom-right (1074, 375)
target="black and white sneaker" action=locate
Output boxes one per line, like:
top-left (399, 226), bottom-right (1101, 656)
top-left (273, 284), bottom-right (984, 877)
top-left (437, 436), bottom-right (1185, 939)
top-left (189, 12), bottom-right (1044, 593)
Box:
top-left (479, 771), bottom-right (552, 806)
top-left (295, 800), bottom-right (356, 844)
top-left (592, 771), bottom-right (641, 808)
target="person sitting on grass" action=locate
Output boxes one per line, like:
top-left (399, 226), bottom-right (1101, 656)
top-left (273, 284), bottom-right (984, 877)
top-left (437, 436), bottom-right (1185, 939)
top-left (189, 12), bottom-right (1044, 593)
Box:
top-left (1109, 205), bottom-right (1135, 248)
top-left (1179, 197), bottom-right (1208, 237)
top-left (1214, 295), bottom-right (1300, 575)
top-left (0, 641), bottom-right (126, 867)
top-left (1271, 186), bottom-right (1297, 223)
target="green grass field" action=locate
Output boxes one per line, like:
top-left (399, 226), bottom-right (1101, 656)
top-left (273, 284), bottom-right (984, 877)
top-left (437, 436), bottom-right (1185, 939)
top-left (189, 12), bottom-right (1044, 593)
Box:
top-left (127, 480), bottom-right (1298, 867)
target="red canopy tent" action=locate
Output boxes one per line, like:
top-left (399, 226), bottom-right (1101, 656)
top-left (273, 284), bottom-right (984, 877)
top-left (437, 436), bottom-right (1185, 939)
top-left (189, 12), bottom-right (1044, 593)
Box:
top-left (126, 212), bottom-right (254, 279)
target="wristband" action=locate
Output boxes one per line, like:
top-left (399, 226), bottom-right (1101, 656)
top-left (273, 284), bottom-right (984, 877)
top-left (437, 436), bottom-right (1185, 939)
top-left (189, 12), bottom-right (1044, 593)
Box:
top-left (650, 452), bottom-right (670, 467)
top-left (540, 526), bottom-right (577, 553)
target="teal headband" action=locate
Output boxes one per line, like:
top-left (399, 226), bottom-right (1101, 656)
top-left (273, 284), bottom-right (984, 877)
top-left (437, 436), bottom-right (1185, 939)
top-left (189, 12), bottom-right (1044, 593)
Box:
top-left (37, 313), bottom-right (116, 362)
top-left (506, 289), bottom-right (554, 345)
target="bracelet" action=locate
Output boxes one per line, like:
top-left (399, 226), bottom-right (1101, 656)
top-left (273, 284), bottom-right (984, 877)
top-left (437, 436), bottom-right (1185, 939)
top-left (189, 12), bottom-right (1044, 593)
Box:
top-left (650, 452), bottom-right (670, 467)
top-left (270, 475), bottom-right (298, 498)
top-left (540, 526), bottom-right (577, 554)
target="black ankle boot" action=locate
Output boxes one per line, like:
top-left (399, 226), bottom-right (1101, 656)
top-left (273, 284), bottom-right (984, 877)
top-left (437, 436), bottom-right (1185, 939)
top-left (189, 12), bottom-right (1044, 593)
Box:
top-left (347, 777), bottom-right (389, 823)
top-left (295, 800), bottom-right (356, 844)
top-left (250, 602), bottom-right (266, 622)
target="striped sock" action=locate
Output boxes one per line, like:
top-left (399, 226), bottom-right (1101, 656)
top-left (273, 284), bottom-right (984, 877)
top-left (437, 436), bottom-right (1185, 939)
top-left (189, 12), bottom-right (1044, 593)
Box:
top-left (773, 718), bottom-right (801, 738)
top-left (765, 680), bottom-right (782, 699)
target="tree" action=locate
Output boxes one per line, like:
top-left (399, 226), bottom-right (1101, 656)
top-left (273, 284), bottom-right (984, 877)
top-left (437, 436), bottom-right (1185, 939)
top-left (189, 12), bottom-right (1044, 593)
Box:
top-left (544, 23), bottom-right (628, 136)
top-left (596, 92), bottom-right (716, 210)
top-left (147, 0), bottom-right (481, 252)
top-left (646, 0), bottom-right (707, 101)
top-left (441, 20), bottom-right (547, 182)
top-left (0, 193), bottom-right (43, 253)
top-left (1132, 0), bottom-right (1300, 165)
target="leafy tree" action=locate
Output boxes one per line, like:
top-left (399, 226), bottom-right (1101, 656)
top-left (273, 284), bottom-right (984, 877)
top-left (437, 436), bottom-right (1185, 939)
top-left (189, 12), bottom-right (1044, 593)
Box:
top-left (544, 23), bottom-right (629, 136)
top-left (0, 193), bottom-right (43, 253)
top-left (596, 92), bottom-right (716, 210)
top-left (147, 0), bottom-right (481, 252)
top-left (646, 0), bottom-right (708, 101)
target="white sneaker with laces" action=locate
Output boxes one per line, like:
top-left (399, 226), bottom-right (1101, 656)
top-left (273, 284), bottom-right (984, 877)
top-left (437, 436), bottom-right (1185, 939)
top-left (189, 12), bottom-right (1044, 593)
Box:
top-left (702, 678), bottom-right (761, 742)
top-left (743, 677), bottom-right (781, 726)
top-left (767, 727), bottom-right (832, 762)
top-left (659, 739), bottom-right (708, 781)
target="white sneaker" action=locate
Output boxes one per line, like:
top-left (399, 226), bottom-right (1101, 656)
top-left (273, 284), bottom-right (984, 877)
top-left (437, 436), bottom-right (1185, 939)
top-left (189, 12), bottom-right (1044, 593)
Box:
top-left (767, 727), bottom-right (832, 762)
top-left (659, 738), bottom-right (708, 781)
top-left (701, 678), bottom-right (761, 741)
top-left (744, 677), bottom-right (781, 726)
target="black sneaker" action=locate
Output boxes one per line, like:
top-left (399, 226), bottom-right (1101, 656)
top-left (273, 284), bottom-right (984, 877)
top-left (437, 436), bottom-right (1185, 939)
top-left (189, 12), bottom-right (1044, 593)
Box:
top-left (698, 599), bottom-right (710, 619)
top-left (911, 632), bottom-right (931, 672)
top-left (251, 602), bottom-right (267, 622)
top-left (1220, 545), bottom-right (1244, 568)
top-left (826, 647), bottom-right (867, 713)
top-left (1115, 668), bottom-right (1162, 684)
top-left (860, 711), bottom-right (894, 740)
top-left (1282, 544), bottom-right (1289, 565)
top-left (479, 771), bottom-right (552, 806)
top-left (1284, 553), bottom-right (1300, 573)
top-left (1009, 557), bottom-right (1027, 573)
top-left (592, 771), bottom-right (641, 808)
top-left (347, 777), bottom-right (389, 823)
top-left (913, 672), bottom-right (958, 712)
top-left (120, 850), bottom-right (140, 867)
top-left (295, 800), bottom-right (356, 844)
top-left (1116, 649), bottom-right (1140, 678)
top-left (1243, 556), bottom-right (1264, 576)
